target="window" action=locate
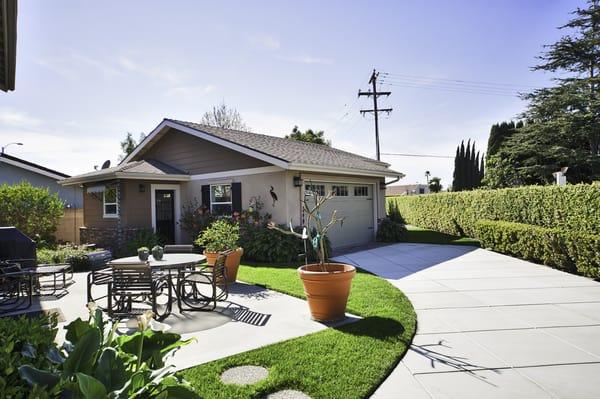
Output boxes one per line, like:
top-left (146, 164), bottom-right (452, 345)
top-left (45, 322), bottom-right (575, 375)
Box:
top-left (211, 184), bottom-right (232, 215)
top-left (332, 185), bottom-right (348, 196)
top-left (305, 184), bottom-right (325, 196)
top-left (103, 186), bottom-right (118, 218)
top-left (354, 185), bottom-right (369, 196)
top-left (419, 188), bottom-right (425, 194)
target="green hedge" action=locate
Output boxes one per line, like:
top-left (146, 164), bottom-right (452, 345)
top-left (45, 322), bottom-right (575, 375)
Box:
top-left (475, 220), bottom-right (600, 279)
top-left (392, 183), bottom-right (600, 237)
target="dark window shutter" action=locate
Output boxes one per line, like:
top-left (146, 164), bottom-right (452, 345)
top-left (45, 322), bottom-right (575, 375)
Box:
top-left (232, 182), bottom-right (242, 212)
top-left (201, 185), bottom-right (210, 209)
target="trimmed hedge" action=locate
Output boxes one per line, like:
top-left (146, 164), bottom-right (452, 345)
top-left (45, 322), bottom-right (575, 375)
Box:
top-left (392, 183), bottom-right (600, 237)
top-left (475, 220), bottom-right (600, 279)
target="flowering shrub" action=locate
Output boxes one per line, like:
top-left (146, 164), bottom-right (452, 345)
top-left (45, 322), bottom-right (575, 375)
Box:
top-left (179, 198), bottom-right (214, 243)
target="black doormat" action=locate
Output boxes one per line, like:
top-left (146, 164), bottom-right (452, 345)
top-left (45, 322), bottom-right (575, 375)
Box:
top-left (1, 307), bottom-right (66, 322)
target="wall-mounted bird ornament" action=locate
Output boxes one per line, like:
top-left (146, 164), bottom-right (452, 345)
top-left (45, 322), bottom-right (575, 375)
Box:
top-left (269, 186), bottom-right (278, 207)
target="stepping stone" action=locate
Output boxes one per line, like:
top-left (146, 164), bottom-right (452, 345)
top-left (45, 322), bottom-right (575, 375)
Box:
top-left (266, 390), bottom-right (312, 399)
top-left (220, 365), bottom-right (268, 385)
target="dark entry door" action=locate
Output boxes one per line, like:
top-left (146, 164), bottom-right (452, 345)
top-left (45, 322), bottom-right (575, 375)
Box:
top-left (155, 190), bottom-right (175, 244)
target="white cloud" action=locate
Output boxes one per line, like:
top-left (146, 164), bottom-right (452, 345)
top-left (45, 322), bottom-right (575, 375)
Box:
top-left (165, 84), bottom-right (217, 98)
top-left (0, 108), bottom-right (42, 128)
top-left (276, 55), bottom-right (333, 65)
top-left (248, 34), bottom-right (280, 50)
top-left (118, 57), bottom-right (183, 85)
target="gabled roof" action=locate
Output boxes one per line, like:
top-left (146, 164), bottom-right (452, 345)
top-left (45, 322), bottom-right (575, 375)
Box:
top-left (123, 119), bottom-right (403, 178)
top-left (0, 153), bottom-right (70, 179)
top-left (59, 159), bottom-right (189, 185)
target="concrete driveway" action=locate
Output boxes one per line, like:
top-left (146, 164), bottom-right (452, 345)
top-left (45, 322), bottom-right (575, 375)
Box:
top-left (333, 243), bottom-right (600, 399)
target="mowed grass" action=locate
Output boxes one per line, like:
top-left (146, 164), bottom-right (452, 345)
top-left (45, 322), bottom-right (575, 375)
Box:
top-left (404, 225), bottom-right (480, 246)
top-left (180, 263), bottom-right (417, 398)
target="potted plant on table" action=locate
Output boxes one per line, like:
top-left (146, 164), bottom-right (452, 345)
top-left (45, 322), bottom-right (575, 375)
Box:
top-left (138, 246), bottom-right (149, 261)
top-left (195, 219), bottom-right (243, 282)
top-left (268, 187), bottom-right (356, 322)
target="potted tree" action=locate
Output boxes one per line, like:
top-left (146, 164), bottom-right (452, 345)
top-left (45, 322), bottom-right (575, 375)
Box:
top-left (195, 219), bottom-right (243, 282)
top-left (268, 188), bottom-right (356, 321)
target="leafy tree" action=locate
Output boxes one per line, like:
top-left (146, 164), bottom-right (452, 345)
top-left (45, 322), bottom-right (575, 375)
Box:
top-left (503, 0), bottom-right (600, 184)
top-left (285, 126), bottom-right (331, 146)
top-left (0, 182), bottom-right (64, 243)
top-left (452, 140), bottom-right (483, 191)
top-left (119, 132), bottom-right (145, 161)
top-left (201, 102), bottom-right (250, 131)
top-left (428, 177), bottom-right (442, 193)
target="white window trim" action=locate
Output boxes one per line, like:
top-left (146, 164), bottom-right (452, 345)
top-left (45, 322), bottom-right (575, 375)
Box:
top-left (210, 183), bottom-right (233, 213)
top-left (150, 184), bottom-right (182, 244)
top-left (103, 187), bottom-right (118, 218)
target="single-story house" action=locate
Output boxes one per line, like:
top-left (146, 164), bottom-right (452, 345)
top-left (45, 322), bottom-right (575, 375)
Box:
top-left (386, 183), bottom-right (430, 196)
top-left (59, 119), bottom-right (403, 250)
top-left (0, 152), bottom-right (84, 242)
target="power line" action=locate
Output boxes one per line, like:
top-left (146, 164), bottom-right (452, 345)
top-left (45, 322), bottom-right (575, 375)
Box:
top-left (358, 69), bottom-right (392, 161)
top-left (379, 81), bottom-right (519, 97)
top-left (379, 71), bottom-right (539, 89)
top-left (381, 152), bottom-right (454, 159)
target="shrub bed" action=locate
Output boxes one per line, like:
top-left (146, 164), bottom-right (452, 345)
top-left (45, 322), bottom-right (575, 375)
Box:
top-left (392, 183), bottom-right (600, 237)
top-left (475, 220), bottom-right (600, 279)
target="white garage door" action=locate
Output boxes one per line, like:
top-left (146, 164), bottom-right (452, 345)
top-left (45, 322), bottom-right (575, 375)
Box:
top-left (305, 182), bottom-right (375, 249)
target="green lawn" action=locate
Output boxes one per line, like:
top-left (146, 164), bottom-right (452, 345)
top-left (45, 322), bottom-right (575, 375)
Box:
top-left (404, 225), bottom-right (480, 246)
top-left (180, 263), bottom-right (417, 398)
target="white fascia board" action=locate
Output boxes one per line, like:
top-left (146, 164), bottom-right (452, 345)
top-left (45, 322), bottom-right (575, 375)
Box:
top-left (59, 172), bottom-right (190, 186)
top-left (290, 163), bottom-right (403, 178)
top-left (0, 156), bottom-right (67, 180)
top-left (190, 166), bottom-right (283, 181)
top-left (122, 119), bottom-right (290, 169)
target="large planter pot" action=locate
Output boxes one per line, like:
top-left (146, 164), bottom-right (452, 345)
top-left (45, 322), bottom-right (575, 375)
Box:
top-left (204, 251), bottom-right (219, 266)
top-left (224, 247), bottom-right (244, 283)
top-left (298, 263), bottom-right (356, 322)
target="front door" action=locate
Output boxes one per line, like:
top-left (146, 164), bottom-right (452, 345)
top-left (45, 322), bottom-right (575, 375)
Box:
top-left (155, 190), bottom-right (175, 244)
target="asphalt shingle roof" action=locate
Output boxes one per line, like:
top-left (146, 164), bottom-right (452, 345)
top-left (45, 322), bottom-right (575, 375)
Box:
top-left (167, 119), bottom-right (400, 175)
top-left (63, 159), bottom-right (187, 180)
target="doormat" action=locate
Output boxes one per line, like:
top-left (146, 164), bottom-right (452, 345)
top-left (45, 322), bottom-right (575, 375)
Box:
top-left (2, 308), bottom-right (66, 322)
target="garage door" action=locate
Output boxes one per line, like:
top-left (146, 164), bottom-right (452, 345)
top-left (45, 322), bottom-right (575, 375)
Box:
top-left (305, 182), bottom-right (375, 249)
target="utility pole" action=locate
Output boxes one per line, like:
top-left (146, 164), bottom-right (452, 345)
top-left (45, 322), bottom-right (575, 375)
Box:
top-left (359, 69), bottom-right (392, 161)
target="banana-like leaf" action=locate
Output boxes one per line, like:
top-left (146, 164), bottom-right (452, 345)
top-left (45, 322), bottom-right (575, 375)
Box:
top-left (18, 365), bottom-right (60, 388)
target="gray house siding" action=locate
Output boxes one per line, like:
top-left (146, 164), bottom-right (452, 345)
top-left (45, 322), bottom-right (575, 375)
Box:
top-left (140, 128), bottom-right (270, 175)
top-left (0, 162), bottom-right (83, 208)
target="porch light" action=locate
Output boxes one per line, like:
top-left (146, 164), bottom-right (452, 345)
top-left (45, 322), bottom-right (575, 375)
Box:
top-left (293, 176), bottom-right (303, 187)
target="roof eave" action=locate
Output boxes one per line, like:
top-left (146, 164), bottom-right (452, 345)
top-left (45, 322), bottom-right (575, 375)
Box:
top-left (290, 163), bottom-right (404, 178)
top-left (59, 172), bottom-right (191, 186)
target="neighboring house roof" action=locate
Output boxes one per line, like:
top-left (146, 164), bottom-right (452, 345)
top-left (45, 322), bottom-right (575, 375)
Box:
top-left (59, 159), bottom-right (189, 185)
top-left (0, 153), bottom-right (70, 180)
top-left (0, 0), bottom-right (17, 92)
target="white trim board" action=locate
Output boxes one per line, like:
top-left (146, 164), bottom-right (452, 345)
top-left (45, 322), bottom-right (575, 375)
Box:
top-left (190, 166), bottom-right (282, 181)
top-left (150, 184), bottom-right (182, 244)
top-left (0, 156), bottom-right (67, 180)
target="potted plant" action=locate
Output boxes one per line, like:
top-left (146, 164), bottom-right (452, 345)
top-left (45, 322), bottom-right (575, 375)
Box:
top-left (152, 245), bottom-right (164, 261)
top-left (195, 220), bottom-right (241, 280)
top-left (138, 246), bottom-right (149, 261)
top-left (268, 188), bottom-right (356, 322)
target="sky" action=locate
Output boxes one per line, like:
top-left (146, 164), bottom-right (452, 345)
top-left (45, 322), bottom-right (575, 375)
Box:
top-left (0, 0), bottom-right (585, 187)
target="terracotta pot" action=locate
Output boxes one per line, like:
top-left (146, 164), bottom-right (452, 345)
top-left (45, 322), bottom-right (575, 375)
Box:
top-left (203, 251), bottom-right (219, 266)
top-left (224, 247), bottom-right (244, 283)
top-left (298, 263), bottom-right (356, 322)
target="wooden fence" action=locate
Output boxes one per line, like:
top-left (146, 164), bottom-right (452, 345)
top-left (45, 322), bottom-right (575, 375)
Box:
top-left (55, 208), bottom-right (83, 244)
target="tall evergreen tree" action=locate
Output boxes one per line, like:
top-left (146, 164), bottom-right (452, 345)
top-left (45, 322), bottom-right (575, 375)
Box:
top-left (503, 0), bottom-right (600, 184)
top-left (452, 139), bottom-right (484, 191)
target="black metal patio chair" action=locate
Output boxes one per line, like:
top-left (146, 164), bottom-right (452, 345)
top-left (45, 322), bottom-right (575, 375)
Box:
top-left (107, 261), bottom-right (172, 320)
top-left (164, 244), bottom-right (194, 254)
top-left (86, 250), bottom-right (113, 306)
top-left (176, 250), bottom-right (230, 312)
top-left (0, 263), bottom-right (33, 314)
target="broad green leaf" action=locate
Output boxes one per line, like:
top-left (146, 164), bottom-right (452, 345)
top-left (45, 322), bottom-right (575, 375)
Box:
top-left (76, 372), bottom-right (107, 398)
top-left (18, 365), bottom-right (60, 388)
top-left (65, 318), bottom-right (92, 345)
top-left (94, 347), bottom-right (128, 391)
top-left (63, 328), bottom-right (101, 376)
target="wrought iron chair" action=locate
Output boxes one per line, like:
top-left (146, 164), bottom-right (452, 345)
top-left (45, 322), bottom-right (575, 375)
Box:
top-left (107, 262), bottom-right (172, 320)
top-left (164, 244), bottom-right (194, 254)
top-left (86, 251), bottom-right (113, 307)
top-left (0, 263), bottom-right (33, 314)
top-left (177, 250), bottom-right (230, 311)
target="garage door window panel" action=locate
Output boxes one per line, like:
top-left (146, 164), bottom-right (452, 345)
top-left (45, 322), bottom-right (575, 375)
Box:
top-left (354, 186), bottom-right (369, 197)
top-left (332, 185), bottom-right (348, 197)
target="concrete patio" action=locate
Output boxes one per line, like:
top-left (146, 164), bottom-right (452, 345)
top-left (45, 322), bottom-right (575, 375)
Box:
top-left (17, 272), bottom-right (336, 371)
top-left (333, 243), bottom-right (600, 399)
